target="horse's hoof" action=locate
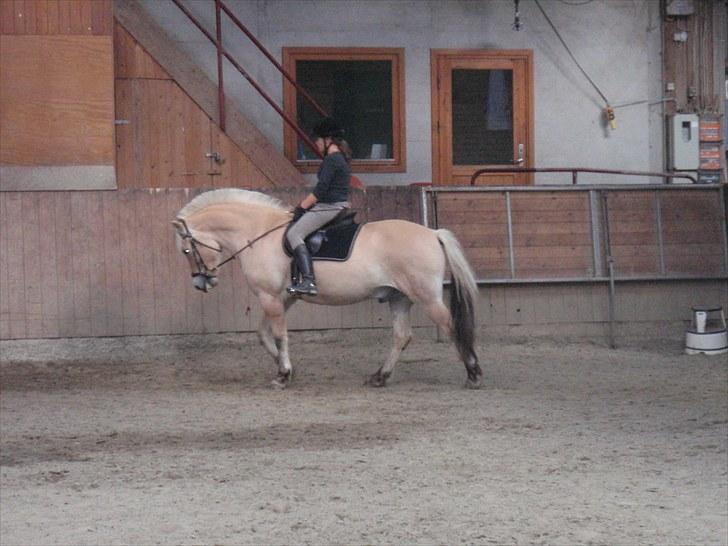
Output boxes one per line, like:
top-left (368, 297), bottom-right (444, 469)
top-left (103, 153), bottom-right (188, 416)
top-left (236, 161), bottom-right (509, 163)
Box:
top-left (271, 371), bottom-right (292, 389)
top-left (365, 371), bottom-right (389, 388)
top-left (464, 376), bottom-right (483, 389)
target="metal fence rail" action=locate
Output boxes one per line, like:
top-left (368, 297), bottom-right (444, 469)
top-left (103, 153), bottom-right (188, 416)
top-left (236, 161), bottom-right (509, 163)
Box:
top-left (421, 184), bottom-right (728, 285)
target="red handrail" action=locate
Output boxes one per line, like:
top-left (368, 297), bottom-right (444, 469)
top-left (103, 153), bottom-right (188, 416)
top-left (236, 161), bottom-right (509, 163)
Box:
top-left (218, 2), bottom-right (328, 120)
top-left (170, 0), bottom-right (325, 159)
top-left (470, 167), bottom-right (698, 185)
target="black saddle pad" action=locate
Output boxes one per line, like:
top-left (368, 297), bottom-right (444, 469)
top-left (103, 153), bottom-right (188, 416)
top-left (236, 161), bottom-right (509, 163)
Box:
top-left (310, 221), bottom-right (362, 261)
top-left (283, 212), bottom-right (362, 262)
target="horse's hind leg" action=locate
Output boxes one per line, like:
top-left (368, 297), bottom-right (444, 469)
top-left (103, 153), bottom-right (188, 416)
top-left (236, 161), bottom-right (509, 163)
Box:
top-left (367, 294), bottom-right (413, 387)
top-left (423, 299), bottom-right (482, 389)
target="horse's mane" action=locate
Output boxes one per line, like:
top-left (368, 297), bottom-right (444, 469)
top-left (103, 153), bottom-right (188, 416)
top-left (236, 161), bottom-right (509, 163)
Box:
top-left (177, 188), bottom-right (286, 218)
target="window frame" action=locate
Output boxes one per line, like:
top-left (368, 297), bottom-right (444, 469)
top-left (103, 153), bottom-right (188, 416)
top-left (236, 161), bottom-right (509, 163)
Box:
top-left (282, 47), bottom-right (406, 173)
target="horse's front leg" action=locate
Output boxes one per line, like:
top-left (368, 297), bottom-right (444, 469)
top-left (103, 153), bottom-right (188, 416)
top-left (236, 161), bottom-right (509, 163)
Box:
top-left (258, 293), bottom-right (294, 388)
top-left (257, 298), bottom-right (296, 362)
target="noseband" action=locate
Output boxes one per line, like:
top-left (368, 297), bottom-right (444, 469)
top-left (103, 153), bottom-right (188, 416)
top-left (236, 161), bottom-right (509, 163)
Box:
top-left (176, 218), bottom-right (221, 283)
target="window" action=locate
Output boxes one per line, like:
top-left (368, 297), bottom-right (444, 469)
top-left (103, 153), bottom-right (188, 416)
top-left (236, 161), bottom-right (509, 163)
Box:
top-left (282, 48), bottom-right (405, 173)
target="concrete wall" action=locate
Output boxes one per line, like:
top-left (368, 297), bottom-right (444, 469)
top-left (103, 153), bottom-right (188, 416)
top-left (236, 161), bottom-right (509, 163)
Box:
top-left (138, 0), bottom-right (664, 186)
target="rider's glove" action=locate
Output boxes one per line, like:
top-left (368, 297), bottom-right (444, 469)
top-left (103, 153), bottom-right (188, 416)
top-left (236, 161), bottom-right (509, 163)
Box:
top-left (292, 206), bottom-right (307, 222)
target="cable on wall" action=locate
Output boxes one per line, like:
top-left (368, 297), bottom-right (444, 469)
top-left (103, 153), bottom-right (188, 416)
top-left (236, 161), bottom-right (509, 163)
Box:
top-left (533, 0), bottom-right (617, 128)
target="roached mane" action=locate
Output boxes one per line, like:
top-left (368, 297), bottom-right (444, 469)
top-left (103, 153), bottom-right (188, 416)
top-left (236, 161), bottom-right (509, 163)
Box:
top-left (177, 188), bottom-right (286, 219)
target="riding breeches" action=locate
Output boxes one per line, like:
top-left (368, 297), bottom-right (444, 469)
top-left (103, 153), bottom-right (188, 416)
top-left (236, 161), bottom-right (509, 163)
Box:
top-left (286, 201), bottom-right (349, 249)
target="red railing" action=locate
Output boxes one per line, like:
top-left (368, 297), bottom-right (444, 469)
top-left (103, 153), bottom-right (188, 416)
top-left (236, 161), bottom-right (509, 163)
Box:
top-left (470, 167), bottom-right (698, 185)
top-left (170, 0), bottom-right (327, 159)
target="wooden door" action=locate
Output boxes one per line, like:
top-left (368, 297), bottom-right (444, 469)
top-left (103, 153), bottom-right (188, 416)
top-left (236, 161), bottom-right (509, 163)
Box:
top-left (431, 50), bottom-right (533, 185)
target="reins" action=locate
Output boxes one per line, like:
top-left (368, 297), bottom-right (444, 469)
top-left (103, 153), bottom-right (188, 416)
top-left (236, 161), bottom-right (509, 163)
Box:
top-left (215, 220), bottom-right (290, 270)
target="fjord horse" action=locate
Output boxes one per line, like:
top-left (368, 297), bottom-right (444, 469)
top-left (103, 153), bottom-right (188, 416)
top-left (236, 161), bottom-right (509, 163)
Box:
top-left (172, 189), bottom-right (482, 388)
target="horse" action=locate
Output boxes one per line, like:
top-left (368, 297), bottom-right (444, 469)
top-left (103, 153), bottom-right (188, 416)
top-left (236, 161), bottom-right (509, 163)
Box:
top-left (171, 188), bottom-right (482, 389)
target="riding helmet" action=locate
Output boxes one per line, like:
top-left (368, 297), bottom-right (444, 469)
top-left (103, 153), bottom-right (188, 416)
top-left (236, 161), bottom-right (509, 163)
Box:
top-left (313, 118), bottom-right (345, 139)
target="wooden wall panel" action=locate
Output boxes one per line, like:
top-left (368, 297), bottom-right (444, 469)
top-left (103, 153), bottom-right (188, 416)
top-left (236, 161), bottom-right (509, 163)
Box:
top-left (510, 192), bottom-right (593, 278)
top-left (435, 192), bottom-right (511, 278)
top-left (114, 22), bottom-right (169, 80)
top-left (114, 76), bottom-right (282, 190)
top-left (0, 188), bottom-right (725, 340)
top-left (0, 0), bottom-right (112, 35)
top-left (0, 35), bottom-right (115, 166)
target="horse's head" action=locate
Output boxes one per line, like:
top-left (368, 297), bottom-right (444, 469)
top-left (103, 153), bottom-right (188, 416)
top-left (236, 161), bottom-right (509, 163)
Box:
top-left (171, 218), bottom-right (222, 292)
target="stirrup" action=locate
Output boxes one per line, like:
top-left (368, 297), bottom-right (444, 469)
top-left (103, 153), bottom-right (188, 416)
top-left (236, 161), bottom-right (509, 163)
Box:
top-left (286, 279), bottom-right (318, 296)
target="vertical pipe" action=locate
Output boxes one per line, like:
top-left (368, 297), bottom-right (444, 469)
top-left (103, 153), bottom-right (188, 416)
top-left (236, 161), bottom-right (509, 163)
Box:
top-left (655, 191), bottom-right (666, 274)
top-left (215, 0), bottom-right (225, 131)
top-left (506, 192), bottom-right (516, 278)
top-left (420, 188), bottom-right (429, 228)
top-left (601, 192), bottom-right (616, 349)
top-left (589, 190), bottom-right (604, 277)
top-left (719, 185), bottom-right (728, 274)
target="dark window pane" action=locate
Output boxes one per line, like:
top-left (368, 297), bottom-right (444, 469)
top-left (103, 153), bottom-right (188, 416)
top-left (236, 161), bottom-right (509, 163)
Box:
top-left (296, 60), bottom-right (393, 160)
top-left (452, 69), bottom-right (513, 165)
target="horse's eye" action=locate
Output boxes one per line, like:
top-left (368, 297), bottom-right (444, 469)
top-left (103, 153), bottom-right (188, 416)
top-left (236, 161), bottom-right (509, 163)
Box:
top-left (183, 249), bottom-right (191, 255)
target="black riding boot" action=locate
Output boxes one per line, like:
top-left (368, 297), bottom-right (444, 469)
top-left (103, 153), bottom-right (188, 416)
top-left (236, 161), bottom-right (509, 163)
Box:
top-left (287, 244), bottom-right (318, 296)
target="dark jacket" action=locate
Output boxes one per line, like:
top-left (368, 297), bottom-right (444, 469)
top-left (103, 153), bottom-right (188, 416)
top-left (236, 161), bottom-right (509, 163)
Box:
top-left (313, 152), bottom-right (351, 203)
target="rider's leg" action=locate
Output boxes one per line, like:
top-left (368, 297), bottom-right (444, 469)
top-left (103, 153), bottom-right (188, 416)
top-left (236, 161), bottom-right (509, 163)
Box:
top-left (285, 203), bottom-right (347, 296)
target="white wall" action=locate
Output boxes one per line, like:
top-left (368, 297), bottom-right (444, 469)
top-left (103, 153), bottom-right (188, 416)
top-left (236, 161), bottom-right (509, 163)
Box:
top-left (139, 0), bottom-right (664, 186)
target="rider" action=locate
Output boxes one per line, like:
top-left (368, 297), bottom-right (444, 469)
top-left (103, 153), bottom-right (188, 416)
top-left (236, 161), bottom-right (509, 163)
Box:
top-left (286, 118), bottom-right (352, 296)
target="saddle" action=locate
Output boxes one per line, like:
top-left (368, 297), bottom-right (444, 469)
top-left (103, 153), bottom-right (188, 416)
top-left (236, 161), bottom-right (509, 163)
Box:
top-left (283, 209), bottom-right (362, 261)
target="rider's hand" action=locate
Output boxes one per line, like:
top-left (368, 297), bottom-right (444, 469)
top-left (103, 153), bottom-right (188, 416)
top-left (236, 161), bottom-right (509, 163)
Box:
top-left (292, 206), bottom-right (307, 222)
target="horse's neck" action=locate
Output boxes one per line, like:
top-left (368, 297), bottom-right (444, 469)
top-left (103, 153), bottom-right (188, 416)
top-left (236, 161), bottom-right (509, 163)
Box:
top-left (194, 204), bottom-right (286, 246)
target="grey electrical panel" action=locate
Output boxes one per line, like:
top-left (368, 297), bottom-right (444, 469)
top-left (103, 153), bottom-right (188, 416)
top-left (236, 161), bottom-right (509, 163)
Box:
top-left (668, 114), bottom-right (699, 171)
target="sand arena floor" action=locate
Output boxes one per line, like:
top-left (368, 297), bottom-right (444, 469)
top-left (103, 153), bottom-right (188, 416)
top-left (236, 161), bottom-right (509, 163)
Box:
top-left (1, 329), bottom-right (727, 545)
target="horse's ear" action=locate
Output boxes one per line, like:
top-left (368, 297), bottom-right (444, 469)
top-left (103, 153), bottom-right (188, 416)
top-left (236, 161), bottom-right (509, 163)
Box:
top-left (171, 219), bottom-right (185, 232)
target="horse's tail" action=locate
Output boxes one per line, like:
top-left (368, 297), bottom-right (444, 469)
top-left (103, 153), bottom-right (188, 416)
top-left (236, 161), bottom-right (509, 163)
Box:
top-left (436, 229), bottom-right (479, 367)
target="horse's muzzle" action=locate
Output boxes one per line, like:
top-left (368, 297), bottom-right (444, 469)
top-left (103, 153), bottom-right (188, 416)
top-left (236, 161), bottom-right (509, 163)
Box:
top-left (192, 274), bottom-right (218, 292)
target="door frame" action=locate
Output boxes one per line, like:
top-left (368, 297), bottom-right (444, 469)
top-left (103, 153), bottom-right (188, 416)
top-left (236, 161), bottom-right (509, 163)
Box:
top-left (430, 49), bottom-right (534, 185)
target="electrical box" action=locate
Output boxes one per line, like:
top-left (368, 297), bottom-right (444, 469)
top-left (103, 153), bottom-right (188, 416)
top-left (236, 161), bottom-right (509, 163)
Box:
top-left (668, 114), bottom-right (699, 171)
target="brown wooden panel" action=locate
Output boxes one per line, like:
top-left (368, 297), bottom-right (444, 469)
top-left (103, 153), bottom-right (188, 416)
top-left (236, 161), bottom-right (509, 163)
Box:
top-left (23, 0), bottom-right (37, 34)
top-left (435, 193), bottom-right (506, 213)
top-left (33, 0), bottom-right (48, 34)
top-left (115, 79), bottom-right (213, 188)
top-left (0, 193), bottom-right (9, 339)
top-left (53, 193), bottom-right (74, 337)
top-left (20, 193), bottom-right (42, 337)
top-left (101, 191), bottom-right (123, 334)
top-left (87, 192), bottom-right (108, 336)
top-left (117, 190), bottom-right (140, 335)
top-left (35, 194), bottom-right (58, 337)
top-left (70, 192), bottom-right (91, 336)
top-left (0, 1), bottom-right (15, 33)
top-left (0, 0), bottom-right (110, 35)
top-left (210, 124), bottom-right (274, 189)
top-left (114, 23), bottom-right (169, 80)
top-left (1, 188), bottom-right (725, 339)
top-left (133, 190), bottom-right (157, 334)
top-left (166, 189), bottom-right (193, 333)
top-left (0, 35), bottom-right (115, 166)
top-left (115, 1), bottom-right (306, 187)
top-left (3, 193), bottom-right (27, 338)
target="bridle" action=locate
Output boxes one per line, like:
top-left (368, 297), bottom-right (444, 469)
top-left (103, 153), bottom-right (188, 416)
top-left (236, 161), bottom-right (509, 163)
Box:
top-left (175, 217), bottom-right (290, 288)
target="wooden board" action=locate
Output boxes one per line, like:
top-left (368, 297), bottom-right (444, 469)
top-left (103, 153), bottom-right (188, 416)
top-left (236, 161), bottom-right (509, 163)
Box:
top-left (0, 35), bottom-right (115, 167)
top-left (114, 22), bottom-right (169, 80)
top-left (0, 0), bottom-right (113, 35)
